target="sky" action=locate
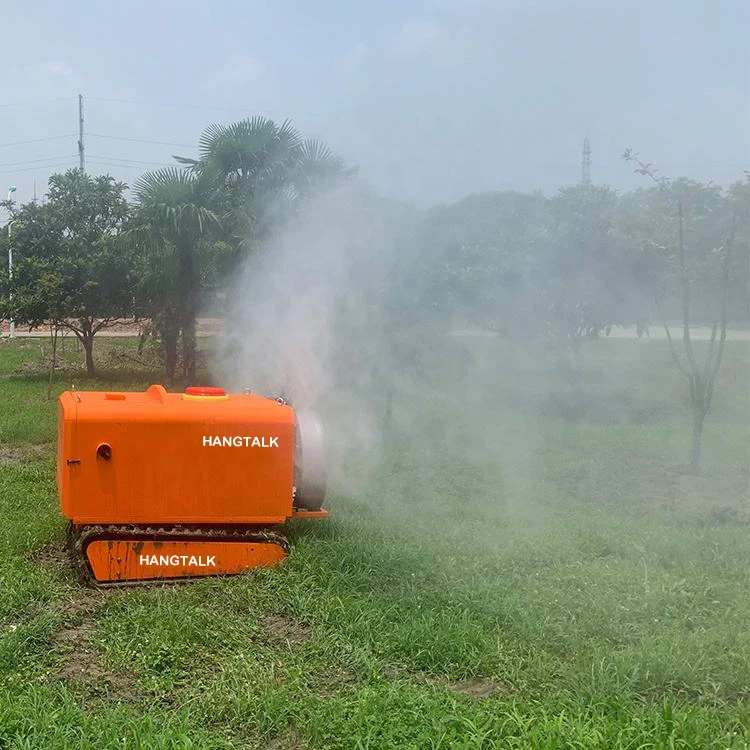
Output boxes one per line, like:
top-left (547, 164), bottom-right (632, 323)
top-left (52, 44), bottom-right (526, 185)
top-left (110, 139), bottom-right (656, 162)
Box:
top-left (0, 0), bottom-right (747, 209)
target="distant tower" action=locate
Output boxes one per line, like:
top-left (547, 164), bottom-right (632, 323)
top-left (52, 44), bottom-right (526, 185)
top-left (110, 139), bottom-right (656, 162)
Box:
top-left (581, 137), bottom-right (591, 185)
top-left (78, 94), bottom-right (85, 172)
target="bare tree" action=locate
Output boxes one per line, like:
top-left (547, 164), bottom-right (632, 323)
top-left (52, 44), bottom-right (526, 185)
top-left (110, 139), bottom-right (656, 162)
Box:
top-left (623, 149), bottom-right (742, 473)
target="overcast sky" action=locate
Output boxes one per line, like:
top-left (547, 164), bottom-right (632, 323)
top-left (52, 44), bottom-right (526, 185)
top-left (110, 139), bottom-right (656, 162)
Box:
top-left (0, 0), bottom-right (747, 208)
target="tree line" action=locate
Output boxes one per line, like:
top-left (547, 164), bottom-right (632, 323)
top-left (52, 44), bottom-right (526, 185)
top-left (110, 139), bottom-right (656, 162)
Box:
top-left (402, 168), bottom-right (748, 472)
top-left (0, 117), bottom-right (351, 379)
top-left (0, 120), bottom-right (747, 471)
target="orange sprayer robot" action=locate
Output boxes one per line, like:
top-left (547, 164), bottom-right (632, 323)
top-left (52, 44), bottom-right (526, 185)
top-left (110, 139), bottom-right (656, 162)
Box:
top-left (57, 384), bottom-right (327, 586)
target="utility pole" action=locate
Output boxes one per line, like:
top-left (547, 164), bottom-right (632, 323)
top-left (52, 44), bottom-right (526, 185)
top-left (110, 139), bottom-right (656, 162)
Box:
top-left (581, 137), bottom-right (591, 185)
top-left (6, 185), bottom-right (16, 338)
top-left (78, 93), bottom-right (85, 172)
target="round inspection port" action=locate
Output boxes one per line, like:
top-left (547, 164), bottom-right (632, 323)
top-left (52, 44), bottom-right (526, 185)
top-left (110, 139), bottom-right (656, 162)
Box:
top-left (96, 443), bottom-right (112, 461)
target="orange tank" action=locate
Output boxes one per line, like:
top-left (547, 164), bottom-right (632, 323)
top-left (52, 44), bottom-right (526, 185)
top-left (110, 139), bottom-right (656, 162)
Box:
top-left (57, 384), bottom-right (328, 585)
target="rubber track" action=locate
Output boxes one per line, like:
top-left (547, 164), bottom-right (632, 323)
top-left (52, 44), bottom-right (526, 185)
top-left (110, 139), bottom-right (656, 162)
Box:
top-left (67, 524), bottom-right (290, 589)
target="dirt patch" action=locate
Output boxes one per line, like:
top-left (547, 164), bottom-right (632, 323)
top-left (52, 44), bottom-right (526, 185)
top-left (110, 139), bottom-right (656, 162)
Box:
top-left (58, 590), bottom-right (111, 618)
top-left (317, 666), bottom-right (360, 698)
top-left (383, 665), bottom-right (510, 699)
top-left (30, 543), bottom-right (73, 572)
top-left (47, 580), bottom-right (133, 701)
top-left (29, 542), bottom-right (95, 591)
top-left (448, 677), bottom-right (509, 699)
top-left (33, 541), bottom-right (137, 702)
top-left (53, 614), bottom-right (137, 702)
top-left (704, 505), bottom-right (750, 525)
top-left (264, 729), bottom-right (308, 749)
top-left (0, 443), bottom-right (51, 465)
top-left (15, 354), bottom-right (80, 376)
top-left (260, 613), bottom-right (312, 648)
top-left (56, 645), bottom-right (136, 701)
top-left (52, 621), bottom-right (95, 646)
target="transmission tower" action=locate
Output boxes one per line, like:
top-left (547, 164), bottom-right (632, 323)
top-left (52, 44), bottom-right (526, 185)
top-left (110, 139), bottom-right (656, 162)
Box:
top-left (581, 137), bottom-right (591, 185)
top-left (78, 94), bottom-right (85, 172)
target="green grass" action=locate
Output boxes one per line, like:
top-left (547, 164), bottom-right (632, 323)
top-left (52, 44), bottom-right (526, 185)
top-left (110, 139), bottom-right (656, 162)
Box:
top-left (0, 335), bottom-right (748, 748)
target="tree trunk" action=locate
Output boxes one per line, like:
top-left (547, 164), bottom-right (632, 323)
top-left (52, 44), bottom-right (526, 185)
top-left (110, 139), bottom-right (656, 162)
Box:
top-left (82, 334), bottom-right (95, 377)
top-left (690, 411), bottom-right (704, 474)
top-left (157, 311), bottom-right (180, 383)
top-left (383, 386), bottom-right (393, 428)
top-left (177, 238), bottom-right (198, 382)
top-left (182, 313), bottom-right (197, 381)
top-left (688, 373), bottom-right (708, 474)
top-left (164, 328), bottom-right (178, 382)
top-left (47, 324), bottom-right (58, 400)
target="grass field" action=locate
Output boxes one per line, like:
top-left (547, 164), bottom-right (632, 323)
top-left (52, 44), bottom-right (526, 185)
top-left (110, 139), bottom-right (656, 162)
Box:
top-left (0, 335), bottom-right (748, 749)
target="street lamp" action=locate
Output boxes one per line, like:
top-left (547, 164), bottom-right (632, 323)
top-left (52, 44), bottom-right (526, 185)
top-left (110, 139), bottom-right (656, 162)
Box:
top-left (7, 185), bottom-right (16, 338)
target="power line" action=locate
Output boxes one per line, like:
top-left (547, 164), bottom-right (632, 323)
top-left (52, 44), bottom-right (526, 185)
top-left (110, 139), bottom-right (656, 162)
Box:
top-left (87, 95), bottom-right (250, 111)
top-left (642, 164), bottom-right (748, 169)
top-left (0, 161), bottom-right (76, 176)
top-left (0, 97), bottom-right (71, 109)
top-left (87, 160), bottom-right (173, 171)
top-left (88, 154), bottom-right (178, 166)
top-left (0, 134), bottom-right (76, 149)
top-left (540, 161), bottom-right (746, 170)
top-left (88, 133), bottom-right (195, 148)
top-left (0, 155), bottom-right (77, 168)
top-left (87, 95), bottom-right (324, 117)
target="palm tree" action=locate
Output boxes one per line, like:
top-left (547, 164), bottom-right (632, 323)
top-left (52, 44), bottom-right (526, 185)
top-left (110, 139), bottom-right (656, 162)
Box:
top-left (291, 138), bottom-right (352, 198)
top-left (176, 117), bottom-right (352, 253)
top-left (131, 168), bottom-right (219, 381)
top-left (132, 240), bottom-right (182, 381)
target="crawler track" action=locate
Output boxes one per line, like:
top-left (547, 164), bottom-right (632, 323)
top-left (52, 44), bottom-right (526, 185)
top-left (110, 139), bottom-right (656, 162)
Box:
top-left (67, 523), bottom-right (290, 588)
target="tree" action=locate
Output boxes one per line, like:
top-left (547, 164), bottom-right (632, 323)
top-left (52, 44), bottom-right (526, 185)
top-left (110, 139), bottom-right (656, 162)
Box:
top-left (130, 169), bottom-right (220, 381)
top-left (544, 185), bottom-right (632, 352)
top-left (128, 118), bottom-right (347, 383)
top-left (414, 187), bottom-right (637, 356)
top-left (415, 191), bottom-right (550, 336)
top-left (131, 237), bottom-right (182, 381)
top-left (177, 117), bottom-right (352, 260)
top-left (0, 170), bottom-right (133, 376)
top-left (623, 150), bottom-right (748, 472)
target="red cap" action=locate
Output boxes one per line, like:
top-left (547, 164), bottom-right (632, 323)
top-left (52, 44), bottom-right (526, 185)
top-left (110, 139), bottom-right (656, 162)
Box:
top-left (184, 386), bottom-right (226, 397)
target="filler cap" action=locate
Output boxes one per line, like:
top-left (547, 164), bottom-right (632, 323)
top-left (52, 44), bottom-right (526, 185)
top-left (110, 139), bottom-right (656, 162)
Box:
top-left (184, 386), bottom-right (226, 397)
